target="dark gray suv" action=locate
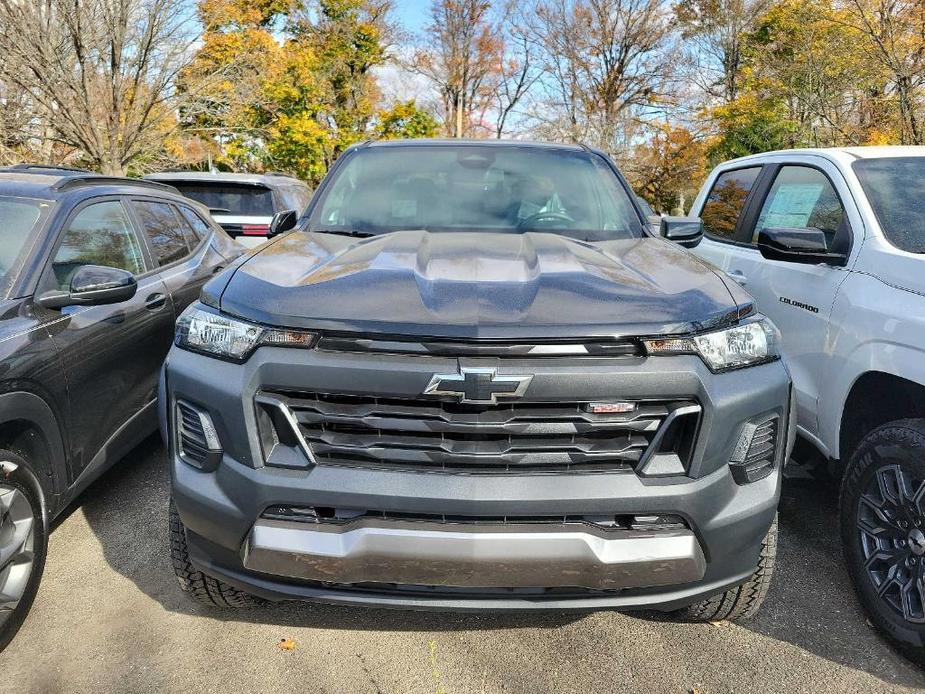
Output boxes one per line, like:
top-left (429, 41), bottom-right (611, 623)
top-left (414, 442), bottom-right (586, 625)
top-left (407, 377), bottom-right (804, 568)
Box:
top-left (161, 140), bottom-right (794, 619)
top-left (0, 165), bottom-right (241, 651)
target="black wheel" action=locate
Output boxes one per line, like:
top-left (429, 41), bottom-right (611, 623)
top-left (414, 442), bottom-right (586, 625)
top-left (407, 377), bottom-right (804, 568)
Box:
top-left (840, 419), bottom-right (925, 665)
top-left (675, 515), bottom-right (777, 623)
top-left (0, 450), bottom-right (47, 653)
top-left (169, 498), bottom-right (264, 608)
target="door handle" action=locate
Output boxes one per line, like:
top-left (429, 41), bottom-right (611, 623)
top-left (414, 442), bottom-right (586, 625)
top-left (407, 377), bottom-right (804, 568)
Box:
top-left (145, 292), bottom-right (167, 310)
top-left (727, 270), bottom-right (748, 286)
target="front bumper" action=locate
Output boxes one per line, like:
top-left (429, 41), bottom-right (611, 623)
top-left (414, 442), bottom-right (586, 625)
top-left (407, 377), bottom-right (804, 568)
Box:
top-left (162, 344), bottom-right (793, 611)
top-left (242, 518), bottom-right (705, 590)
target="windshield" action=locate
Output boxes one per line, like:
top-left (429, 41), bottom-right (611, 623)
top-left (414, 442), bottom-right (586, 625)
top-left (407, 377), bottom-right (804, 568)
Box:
top-left (853, 157), bottom-right (925, 253)
top-left (0, 196), bottom-right (49, 292)
top-left (169, 182), bottom-right (275, 217)
top-left (309, 145), bottom-right (644, 241)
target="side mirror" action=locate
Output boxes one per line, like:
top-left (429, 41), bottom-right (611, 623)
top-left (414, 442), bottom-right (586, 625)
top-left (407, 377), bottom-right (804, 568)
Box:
top-left (756, 227), bottom-right (848, 266)
top-left (269, 209), bottom-right (299, 237)
top-left (37, 265), bottom-right (138, 310)
top-left (660, 216), bottom-right (704, 248)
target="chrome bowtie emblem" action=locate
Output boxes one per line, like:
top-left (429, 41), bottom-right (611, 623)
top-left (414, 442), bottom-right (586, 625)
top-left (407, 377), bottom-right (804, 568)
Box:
top-left (424, 368), bottom-right (533, 404)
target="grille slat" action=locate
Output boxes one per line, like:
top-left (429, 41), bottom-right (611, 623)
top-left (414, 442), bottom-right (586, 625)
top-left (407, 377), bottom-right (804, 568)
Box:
top-left (294, 411), bottom-right (662, 435)
top-left (304, 429), bottom-right (648, 456)
top-left (259, 391), bottom-right (697, 474)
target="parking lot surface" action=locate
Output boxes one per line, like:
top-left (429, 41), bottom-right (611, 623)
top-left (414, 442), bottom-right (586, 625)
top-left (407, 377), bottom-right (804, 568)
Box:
top-left (1, 437), bottom-right (923, 693)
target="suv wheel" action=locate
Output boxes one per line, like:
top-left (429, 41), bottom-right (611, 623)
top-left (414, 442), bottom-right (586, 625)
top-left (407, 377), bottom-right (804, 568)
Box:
top-left (675, 515), bottom-right (777, 623)
top-left (169, 498), bottom-right (265, 608)
top-left (0, 450), bottom-right (47, 652)
top-left (841, 419), bottom-right (925, 665)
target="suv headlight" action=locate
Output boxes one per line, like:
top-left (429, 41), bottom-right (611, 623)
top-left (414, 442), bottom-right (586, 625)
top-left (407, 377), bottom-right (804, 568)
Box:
top-left (643, 317), bottom-right (780, 372)
top-left (176, 305), bottom-right (314, 362)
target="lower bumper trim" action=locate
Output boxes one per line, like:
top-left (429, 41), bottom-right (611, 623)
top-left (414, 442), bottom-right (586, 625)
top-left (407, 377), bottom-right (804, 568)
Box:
top-left (241, 519), bottom-right (706, 591)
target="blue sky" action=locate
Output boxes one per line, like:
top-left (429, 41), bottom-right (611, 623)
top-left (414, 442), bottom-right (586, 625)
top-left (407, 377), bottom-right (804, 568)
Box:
top-left (392, 0), bottom-right (431, 34)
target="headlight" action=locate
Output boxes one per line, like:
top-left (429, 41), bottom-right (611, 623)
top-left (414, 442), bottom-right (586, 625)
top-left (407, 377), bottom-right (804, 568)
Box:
top-left (643, 318), bottom-right (780, 372)
top-left (176, 305), bottom-right (314, 362)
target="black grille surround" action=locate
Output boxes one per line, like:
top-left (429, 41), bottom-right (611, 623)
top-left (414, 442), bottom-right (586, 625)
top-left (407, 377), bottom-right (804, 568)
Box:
top-left (176, 400), bottom-right (222, 470)
top-left (256, 390), bottom-right (701, 475)
top-left (729, 416), bottom-right (780, 484)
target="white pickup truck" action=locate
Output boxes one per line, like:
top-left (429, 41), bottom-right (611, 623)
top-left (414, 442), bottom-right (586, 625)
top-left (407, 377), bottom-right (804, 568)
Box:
top-left (688, 146), bottom-right (925, 663)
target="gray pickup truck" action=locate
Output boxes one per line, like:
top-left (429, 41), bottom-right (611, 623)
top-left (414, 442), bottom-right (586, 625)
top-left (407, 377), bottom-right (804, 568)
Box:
top-left (160, 140), bottom-right (794, 620)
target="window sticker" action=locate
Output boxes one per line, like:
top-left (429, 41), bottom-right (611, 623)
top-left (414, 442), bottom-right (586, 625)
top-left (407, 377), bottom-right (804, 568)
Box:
top-left (759, 184), bottom-right (824, 229)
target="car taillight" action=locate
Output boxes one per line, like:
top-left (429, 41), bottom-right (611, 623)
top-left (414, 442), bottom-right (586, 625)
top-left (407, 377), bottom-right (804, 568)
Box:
top-left (241, 224), bottom-right (270, 236)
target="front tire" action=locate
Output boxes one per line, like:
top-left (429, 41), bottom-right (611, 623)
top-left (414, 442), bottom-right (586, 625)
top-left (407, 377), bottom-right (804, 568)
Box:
top-left (0, 450), bottom-right (47, 653)
top-left (169, 498), bottom-right (264, 608)
top-left (675, 515), bottom-right (777, 623)
top-left (840, 419), bottom-right (925, 666)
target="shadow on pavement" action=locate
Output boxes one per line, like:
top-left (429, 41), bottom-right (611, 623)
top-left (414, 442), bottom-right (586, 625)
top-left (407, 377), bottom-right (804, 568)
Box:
top-left (75, 437), bottom-right (924, 684)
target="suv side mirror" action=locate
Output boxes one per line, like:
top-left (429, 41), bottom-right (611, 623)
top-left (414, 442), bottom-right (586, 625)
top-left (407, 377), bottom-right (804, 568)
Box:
top-left (756, 227), bottom-right (848, 266)
top-left (269, 210), bottom-right (299, 237)
top-left (37, 265), bottom-right (137, 309)
top-left (660, 216), bottom-right (704, 248)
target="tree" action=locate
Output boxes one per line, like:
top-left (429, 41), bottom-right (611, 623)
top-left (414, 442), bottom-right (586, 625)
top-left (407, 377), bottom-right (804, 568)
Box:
top-left (747, 0), bottom-right (889, 146)
top-left (705, 91), bottom-right (795, 161)
top-left (0, 0), bottom-right (201, 175)
top-left (840, 0), bottom-right (925, 144)
top-left (490, 1), bottom-right (541, 137)
top-left (626, 124), bottom-right (706, 213)
top-left (676, 0), bottom-right (771, 103)
top-left (374, 100), bottom-right (441, 139)
top-left (530, 0), bottom-right (679, 153)
top-left (413, 0), bottom-right (502, 137)
top-left (293, 0), bottom-right (394, 156)
top-left (183, 0), bottom-right (399, 181)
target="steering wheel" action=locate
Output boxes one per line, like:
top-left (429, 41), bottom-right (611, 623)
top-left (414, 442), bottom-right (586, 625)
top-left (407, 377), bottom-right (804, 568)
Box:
top-left (517, 211), bottom-right (575, 229)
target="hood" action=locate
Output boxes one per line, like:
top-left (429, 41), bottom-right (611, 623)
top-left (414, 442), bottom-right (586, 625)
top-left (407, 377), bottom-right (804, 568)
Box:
top-left (216, 230), bottom-right (743, 339)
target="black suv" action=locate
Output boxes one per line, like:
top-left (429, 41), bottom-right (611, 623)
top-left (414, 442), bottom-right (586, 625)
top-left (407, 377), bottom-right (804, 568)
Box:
top-left (163, 141), bottom-right (794, 617)
top-left (0, 165), bottom-right (241, 651)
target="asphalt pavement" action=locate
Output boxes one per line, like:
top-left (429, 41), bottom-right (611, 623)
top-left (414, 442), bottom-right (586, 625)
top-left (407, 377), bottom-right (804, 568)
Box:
top-left (1, 437), bottom-right (923, 693)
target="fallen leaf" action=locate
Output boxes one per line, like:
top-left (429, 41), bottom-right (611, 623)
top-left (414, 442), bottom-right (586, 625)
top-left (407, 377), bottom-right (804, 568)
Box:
top-left (278, 638), bottom-right (297, 651)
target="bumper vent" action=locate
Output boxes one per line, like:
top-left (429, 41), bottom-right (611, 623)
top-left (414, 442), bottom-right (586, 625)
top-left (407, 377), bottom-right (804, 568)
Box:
top-left (256, 391), bottom-right (700, 474)
top-left (730, 416), bottom-right (779, 484)
top-left (176, 401), bottom-right (222, 470)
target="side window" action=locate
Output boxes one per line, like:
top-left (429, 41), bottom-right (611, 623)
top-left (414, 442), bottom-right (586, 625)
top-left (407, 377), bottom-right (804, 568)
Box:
top-left (132, 200), bottom-right (191, 266)
top-left (753, 166), bottom-right (846, 247)
top-left (170, 205), bottom-right (205, 250)
top-left (48, 201), bottom-right (145, 290)
top-left (701, 167), bottom-right (762, 241)
top-left (177, 206), bottom-right (213, 240)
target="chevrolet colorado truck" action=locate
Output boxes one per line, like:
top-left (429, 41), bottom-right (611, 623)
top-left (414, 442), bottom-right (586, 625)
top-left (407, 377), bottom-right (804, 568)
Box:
top-left (161, 140), bottom-right (793, 619)
top-left (690, 146), bottom-right (925, 662)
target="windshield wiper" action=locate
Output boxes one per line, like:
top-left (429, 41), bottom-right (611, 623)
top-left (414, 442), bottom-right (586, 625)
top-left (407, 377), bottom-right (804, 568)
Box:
top-left (310, 228), bottom-right (375, 238)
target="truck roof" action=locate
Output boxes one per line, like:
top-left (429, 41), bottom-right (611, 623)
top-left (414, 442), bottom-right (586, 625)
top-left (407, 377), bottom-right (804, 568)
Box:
top-left (720, 145), bottom-right (925, 168)
top-left (365, 138), bottom-right (585, 151)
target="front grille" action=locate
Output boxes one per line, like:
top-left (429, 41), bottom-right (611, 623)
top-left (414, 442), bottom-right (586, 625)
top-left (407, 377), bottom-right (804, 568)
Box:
top-left (256, 391), bottom-right (700, 473)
